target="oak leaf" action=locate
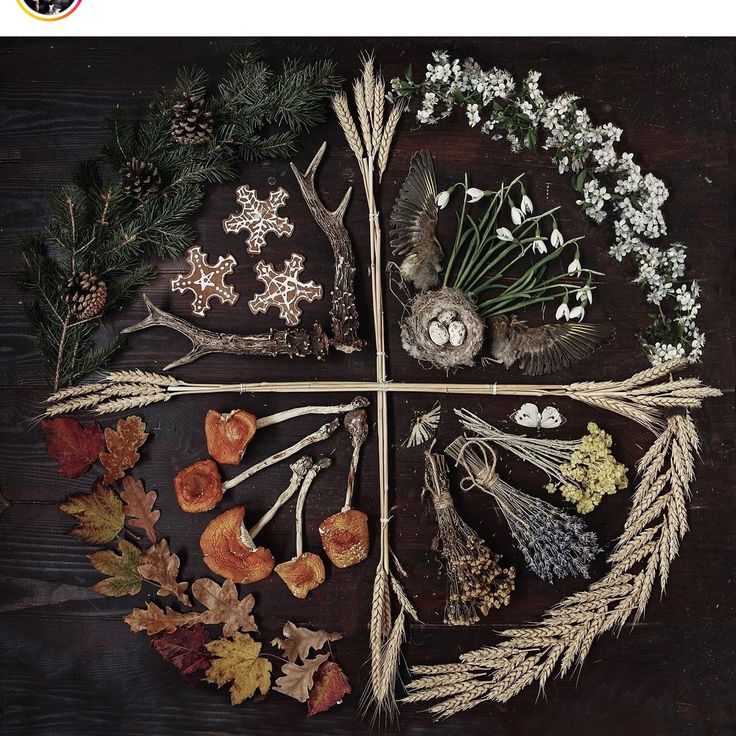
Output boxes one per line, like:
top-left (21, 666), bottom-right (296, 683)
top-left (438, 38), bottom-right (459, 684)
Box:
top-left (271, 621), bottom-right (342, 663)
top-left (59, 481), bottom-right (124, 545)
top-left (307, 660), bottom-right (351, 716)
top-left (120, 475), bottom-right (159, 544)
top-left (43, 417), bottom-right (104, 478)
top-left (204, 633), bottom-right (272, 705)
top-left (191, 578), bottom-right (257, 638)
top-left (274, 653), bottom-right (329, 702)
top-left (138, 539), bottom-right (190, 606)
top-left (124, 601), bottom-right (201, 635)
top-left (151, 623), bottom-right (212, 675)
top-left (88, 539), bottom-right (143, 597)
top-left (100, 416), bottom-right (148, 485)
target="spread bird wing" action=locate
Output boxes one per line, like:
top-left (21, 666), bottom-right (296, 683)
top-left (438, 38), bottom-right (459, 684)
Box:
top-left (510, 322), bottom-right (614, 376)
top-left (389, 150), bottom-right (439, 257)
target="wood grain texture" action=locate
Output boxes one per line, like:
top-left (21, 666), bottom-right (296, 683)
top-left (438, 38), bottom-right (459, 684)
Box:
top-left (0, 37), bottom-right (734, 736)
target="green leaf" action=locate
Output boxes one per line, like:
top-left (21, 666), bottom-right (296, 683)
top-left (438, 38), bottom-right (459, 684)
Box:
top-left (88, 540), bottom-right (143, 597)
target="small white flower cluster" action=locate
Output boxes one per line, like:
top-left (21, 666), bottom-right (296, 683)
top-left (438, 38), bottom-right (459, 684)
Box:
top-left (390, 51), bottom-right (704, 365)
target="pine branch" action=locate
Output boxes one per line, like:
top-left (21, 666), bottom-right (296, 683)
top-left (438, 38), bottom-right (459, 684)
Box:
top-left (19, 46), bottom-right (341, 390)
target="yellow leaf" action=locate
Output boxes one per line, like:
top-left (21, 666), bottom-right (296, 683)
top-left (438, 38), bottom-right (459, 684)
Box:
top-left (59, 481), bottom-right (124, 545)
top-left (205, 633), bottom-right (271, 705)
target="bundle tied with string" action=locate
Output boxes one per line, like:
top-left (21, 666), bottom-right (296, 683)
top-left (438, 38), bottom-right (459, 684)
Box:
top-left (423, 451), bottom-right (515, 625)
top-left (446, 436), bottom-right (600, 583)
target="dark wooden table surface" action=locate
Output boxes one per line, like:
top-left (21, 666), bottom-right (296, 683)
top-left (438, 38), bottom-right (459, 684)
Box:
top-left (0, 38), bottom-right (734, 736)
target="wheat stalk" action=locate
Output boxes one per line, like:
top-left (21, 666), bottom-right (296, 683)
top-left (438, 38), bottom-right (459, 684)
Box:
top-left (404, 413), bottom-right (701, 718)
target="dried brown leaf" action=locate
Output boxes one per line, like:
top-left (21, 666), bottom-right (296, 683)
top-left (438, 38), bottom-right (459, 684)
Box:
top-left (191, 578), bottom-right (257, 638)
top-left (274, 653), bottom-right (329, 702)
top-left (120, 475), bottom-right (159, 544)
top-left (138, 539), bottom-right (190, 606)
top-left (100, 416), bottom-right (148, 485)
top-left (271, 621), bottom-right (342, 663)
top-left (124, 601), bottom-right (200, 635)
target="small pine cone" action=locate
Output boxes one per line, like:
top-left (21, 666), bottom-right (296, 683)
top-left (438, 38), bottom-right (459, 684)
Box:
top-left (66, 272), bottom-right (107, 319)
top-left (171, 94), bottom-right (214, 145)
top-left (120, 158), bottom-right (161, 199)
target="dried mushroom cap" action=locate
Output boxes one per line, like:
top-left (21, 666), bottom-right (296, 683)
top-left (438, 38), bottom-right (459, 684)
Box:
top-left (275, 552), bottom-right (326, 599)
top-left (344, 409), bottom-right (368, 446)
top-left (200, 506), bottom-right (275, 584)
top-left (205, 409), bottom-right (257, 465)
top-left (174, 459), bottom-right (223, 513)
top-left (319, 509), bottom-right (369, 568)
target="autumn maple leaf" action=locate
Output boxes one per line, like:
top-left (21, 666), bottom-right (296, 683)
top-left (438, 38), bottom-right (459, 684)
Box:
top-left (204, 633), bottom-right (272, 705)
top-left (59, 481), bottom-right (124, 545)
top-left (43, 417), bottom-right (104, 478)
top-left (88, 539), bottom-right (143, 596)
top-left (151, 624), bottom-right (212, 676)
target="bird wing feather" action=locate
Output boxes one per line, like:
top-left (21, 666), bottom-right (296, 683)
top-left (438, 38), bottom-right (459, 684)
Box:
top-left (510, 322), bottom-right (615, 376)
top-left (389, 150), bottom-right (439, 256)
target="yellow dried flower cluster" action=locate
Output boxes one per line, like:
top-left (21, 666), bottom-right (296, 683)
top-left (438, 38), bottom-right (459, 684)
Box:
top-left (546, 422), bottom-right (628, 514)
top-left (445, 534), bottom-right (515, 625)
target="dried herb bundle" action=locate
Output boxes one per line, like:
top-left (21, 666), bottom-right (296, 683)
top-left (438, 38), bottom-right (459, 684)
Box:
top-left (446, 437), bottom-right (599, 583)
top-left (406, 414), bottom-right (702, 718)
top-left (456, 409), bottom-right (628, 514)
top-left (19, 47), bottom-right (340, 390)
top-left (423, 451), bottom-right (514, 625)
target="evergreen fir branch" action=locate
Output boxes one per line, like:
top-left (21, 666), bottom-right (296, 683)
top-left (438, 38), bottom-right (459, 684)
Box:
top-left (19, 46), bottom-right (341, 390)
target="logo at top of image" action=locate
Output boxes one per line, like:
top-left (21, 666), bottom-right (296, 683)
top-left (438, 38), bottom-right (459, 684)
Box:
top-left (18, 0), bottom-right (82, 20)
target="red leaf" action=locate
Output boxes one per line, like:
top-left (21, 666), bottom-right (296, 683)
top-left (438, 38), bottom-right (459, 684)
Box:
top-left (151, 624), bottom-right (212, 676)
top-left (307, 660), bottom-right (351, 717)
top-left (42, 418), bottom-right (105, 478)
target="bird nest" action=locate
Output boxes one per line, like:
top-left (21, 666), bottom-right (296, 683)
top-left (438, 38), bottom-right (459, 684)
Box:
top-left (400, 287), bottom-right (485, 370)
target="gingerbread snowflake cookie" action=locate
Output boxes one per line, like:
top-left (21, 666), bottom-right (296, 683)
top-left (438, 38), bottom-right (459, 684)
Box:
top-left (171, 246), bottom-right (239, 317)
top-left (223, 185), bottom-right (294, 255)
top-left (248, 253), bottom-right (323, 327)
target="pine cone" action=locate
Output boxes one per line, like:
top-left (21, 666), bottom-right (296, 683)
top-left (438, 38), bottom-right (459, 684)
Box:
top-left (171, 94), bottom-right (214, 145)
top-left (66, 273), bottom-right (107, 319)
top-left (120, 158), bottom-right (161, 199)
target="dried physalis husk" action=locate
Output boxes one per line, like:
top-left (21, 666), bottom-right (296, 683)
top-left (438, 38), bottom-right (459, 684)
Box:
top-left (174, 459), bottom-right (223, 513)
top-left (205, 409), bottom-right (258, 465)
top-left (318, 509), bottom-right (369, 568)
top-left (200, 506), bottom-right (275, 584)
top-left (275, 552), bottom-right (326, 599)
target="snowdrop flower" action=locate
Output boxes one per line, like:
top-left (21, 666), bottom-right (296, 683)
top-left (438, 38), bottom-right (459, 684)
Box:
top-left (511, 206), bottom-right (525, 225)
top-left (496, 227), bottom-right (514, 242)
top-left (436, 191), bottom-right (450, 209)
top-left (466, 187), bottom-right (485, 203)
top-left (521, 194), bottom-right (533, 215)
top-left (567, 250), bottom-right (582, 276)
top-left (568, 305), bottom-right (585, 321)
top-left (551, 228), bottom-right (564, 248)
top-left (576, 283), bottom-right (593, 304)
top-left (532, 238), bottom-right (547, 254)
top-left (555, 301), bottom-right (570, 321)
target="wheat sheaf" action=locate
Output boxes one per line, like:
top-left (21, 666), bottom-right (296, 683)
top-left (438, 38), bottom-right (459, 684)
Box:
top-left (404, 412), bottom-right (701, 718)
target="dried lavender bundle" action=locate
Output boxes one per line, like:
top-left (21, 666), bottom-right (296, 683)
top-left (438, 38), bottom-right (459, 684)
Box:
top-left (456, 409), bottom-right (628, 514)
top-left (446, 437), bottom-right (599, 583)
top-left (423, 451), bottom-right (514, 625)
